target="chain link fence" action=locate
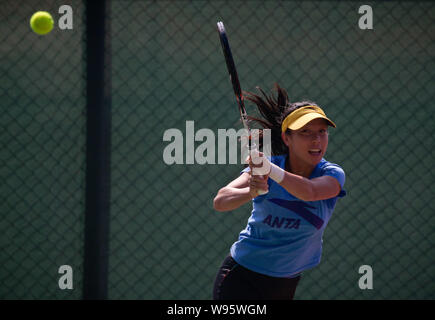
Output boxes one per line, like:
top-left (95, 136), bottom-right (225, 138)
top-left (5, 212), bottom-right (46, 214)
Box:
top-left (1, 0), bottom-right (434, 299)
top-left (0, 0), bottom-right (86, 299)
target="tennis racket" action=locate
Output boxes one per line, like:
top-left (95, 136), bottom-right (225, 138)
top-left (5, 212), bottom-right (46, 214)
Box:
top-left (217, 21), bottom-right (267, 195)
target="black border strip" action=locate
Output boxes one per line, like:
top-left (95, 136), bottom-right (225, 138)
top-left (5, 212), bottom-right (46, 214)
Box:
top-left (83, 0), bottom-right (111, 300)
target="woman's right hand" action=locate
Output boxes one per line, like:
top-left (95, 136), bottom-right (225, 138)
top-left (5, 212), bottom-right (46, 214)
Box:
top-left (213, 172), bottom-right (254, 212)
top-left (248, 173), bottom-right (269, 198)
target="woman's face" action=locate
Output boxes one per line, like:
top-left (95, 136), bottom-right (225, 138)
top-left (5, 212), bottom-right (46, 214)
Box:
top-left (282, 118), bottom-right (329, 167)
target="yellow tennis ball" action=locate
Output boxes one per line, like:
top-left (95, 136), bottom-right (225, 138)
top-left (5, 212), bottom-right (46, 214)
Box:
top-left (30, 11), bottom-right (54, 35)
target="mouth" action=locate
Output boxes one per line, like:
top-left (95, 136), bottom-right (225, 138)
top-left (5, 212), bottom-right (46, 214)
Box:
top-left (308, 149), bottom-right (322, 156)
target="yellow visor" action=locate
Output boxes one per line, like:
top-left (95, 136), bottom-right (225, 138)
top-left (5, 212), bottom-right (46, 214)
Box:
top-left (281, 105), bottom-right (336, 132)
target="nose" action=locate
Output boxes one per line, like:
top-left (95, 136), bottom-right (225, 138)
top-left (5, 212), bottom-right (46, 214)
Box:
top-left (311, 133), bottom-right (321, 142)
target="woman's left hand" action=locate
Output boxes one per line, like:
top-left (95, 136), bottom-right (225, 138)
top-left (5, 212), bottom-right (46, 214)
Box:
top-left (247, 150), bottom-right (271, 176)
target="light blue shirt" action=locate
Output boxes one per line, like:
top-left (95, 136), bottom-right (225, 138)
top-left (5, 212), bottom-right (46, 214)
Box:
top-left (230, 154), bottom-right (346, 277)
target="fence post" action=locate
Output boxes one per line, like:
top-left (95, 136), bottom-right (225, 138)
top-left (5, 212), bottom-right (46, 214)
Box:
top-left (83, 0), bottom-right (111, 300)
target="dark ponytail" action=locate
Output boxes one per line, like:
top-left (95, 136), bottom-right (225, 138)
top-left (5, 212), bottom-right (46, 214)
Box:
top-left (244, 83), bottom-right (319, 155)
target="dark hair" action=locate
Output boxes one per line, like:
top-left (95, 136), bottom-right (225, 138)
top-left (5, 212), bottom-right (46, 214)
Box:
top-left (244, 83), bottom-right (319, 155)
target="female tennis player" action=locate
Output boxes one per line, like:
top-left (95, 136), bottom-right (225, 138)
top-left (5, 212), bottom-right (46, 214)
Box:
top-left (212, 84), bottom-right (346, 300)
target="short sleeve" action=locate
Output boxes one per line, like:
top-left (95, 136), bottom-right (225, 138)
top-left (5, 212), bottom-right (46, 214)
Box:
top-left (323, 164), bottom-right (346, 197)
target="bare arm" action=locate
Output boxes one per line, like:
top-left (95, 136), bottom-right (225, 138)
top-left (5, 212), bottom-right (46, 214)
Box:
top-left (248, 154), bottom-right (341, 202)
top-left (278, 173), bottom-right (341, 202)
top-left (213, 172), bottom-right (268, 212)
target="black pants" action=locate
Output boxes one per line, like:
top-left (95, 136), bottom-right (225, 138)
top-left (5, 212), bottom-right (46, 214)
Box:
top-left (213, 255), bottom-right (301, 300)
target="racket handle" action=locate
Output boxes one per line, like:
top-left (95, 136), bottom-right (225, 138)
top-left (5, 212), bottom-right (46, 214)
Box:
top-left (250, 148), bottom-right (269, 195)
top-left (257, 188), bottom-right (268, 195)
